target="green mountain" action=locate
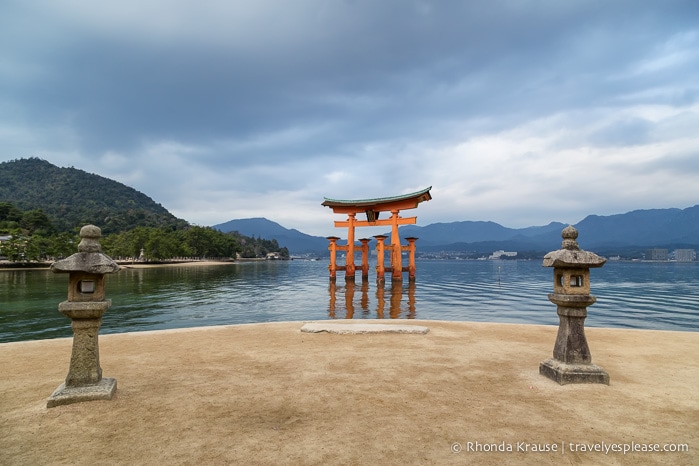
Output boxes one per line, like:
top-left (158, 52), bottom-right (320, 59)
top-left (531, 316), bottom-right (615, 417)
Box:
top-left (0, 158), bottom-right (188, 233)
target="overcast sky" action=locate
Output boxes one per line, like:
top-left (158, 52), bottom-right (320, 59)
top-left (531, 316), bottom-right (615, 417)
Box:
top-left (2, 1), bottom-right (698, 236)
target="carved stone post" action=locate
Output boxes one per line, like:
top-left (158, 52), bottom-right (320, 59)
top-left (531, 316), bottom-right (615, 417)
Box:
top-left (539, 226), bottom-right (609, 385)
top-left (47, 225), bottom-right (120, 407)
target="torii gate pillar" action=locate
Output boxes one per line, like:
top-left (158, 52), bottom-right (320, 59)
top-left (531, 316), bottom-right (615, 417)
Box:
top-left (405, 237), bottom-right (418, 281)
top-left (374, 235), bottom-right (388, 285)
top-left (359, 238), bottom-right (371, 280)
top-left (390, 210), bottom-right (403, 281)
top-left (327, 236), bottom-right (340, 281)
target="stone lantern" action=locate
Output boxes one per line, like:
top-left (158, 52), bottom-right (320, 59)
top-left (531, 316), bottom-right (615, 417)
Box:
top-left (47, 225), bottom-right (120, 407)
top-left (539, 225), bottom-right (609, 385)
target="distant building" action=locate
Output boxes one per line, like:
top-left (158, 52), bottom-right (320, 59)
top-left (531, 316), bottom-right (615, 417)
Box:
top-left (674, 249), bottom-right (696, 262)
top-left (489, 250), bottom-right (517, 260)
top-left (645, 249), bottom-right (668, 261)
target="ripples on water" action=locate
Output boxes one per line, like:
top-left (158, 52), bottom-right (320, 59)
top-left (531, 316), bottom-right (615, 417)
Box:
top-left (1, 260), bottom-right (697, 342)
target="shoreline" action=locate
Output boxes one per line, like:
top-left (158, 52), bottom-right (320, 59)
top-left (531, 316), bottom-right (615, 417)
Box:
top-left (1, 320), bottom-right (697, 464)
top-left (0, 259), bottom-right (238, 271)
top-left (116, 259), bottom-right (237, 269)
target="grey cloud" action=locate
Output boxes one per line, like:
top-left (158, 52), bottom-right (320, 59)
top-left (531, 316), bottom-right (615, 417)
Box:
top-left (5, 1), bottom-right (695, 157)
top-left (588, 118), bottom-right (654, 147)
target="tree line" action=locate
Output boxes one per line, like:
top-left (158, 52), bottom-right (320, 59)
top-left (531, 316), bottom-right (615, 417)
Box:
top-left (0, 201), bottom-right (289, 262)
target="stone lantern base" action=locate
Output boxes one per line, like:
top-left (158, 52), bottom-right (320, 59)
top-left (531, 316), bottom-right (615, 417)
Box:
top-left (539, 359), bottom-right (609, 385)
top-left (47, 378), bottom-right (117, 408)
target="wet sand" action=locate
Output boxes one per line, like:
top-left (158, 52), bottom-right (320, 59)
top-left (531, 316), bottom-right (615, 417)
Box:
top-left (1, 321), bottom-right (697, 465)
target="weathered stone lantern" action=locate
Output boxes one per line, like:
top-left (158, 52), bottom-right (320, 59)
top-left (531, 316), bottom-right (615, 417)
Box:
top-left (47, 225), bottom-right (120, 407)
top-left (539, 225), bottom-right (609, 385)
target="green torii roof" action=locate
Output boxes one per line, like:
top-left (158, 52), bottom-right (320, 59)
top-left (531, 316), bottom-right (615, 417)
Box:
top-left (322, 186), bottom-right (432, 213)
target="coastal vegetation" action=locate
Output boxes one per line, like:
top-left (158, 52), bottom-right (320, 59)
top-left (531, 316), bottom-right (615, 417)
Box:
top-left (0, 158), bottom-right (289, 262)
top-left (0, 202), bottom-right (289, 262)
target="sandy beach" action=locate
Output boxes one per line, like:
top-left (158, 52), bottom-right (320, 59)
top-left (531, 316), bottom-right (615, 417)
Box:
top-left (1, 320), bottom-right (697, 465)
top-left (0, 259), bottom-right (237, 271)
top-left (116, 259), bottom-right (238, 269)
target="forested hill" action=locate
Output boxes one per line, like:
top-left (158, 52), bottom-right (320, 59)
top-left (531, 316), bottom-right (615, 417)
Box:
top-left (0, 158), bottom-right (187, 233)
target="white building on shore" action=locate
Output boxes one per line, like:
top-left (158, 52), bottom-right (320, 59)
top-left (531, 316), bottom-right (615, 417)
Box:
top-left (488, 250), bottom-right (517, 260)
top-left (674, 249), bottom-right (696, 262)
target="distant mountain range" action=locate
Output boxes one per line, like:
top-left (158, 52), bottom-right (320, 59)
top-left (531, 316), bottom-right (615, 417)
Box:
top-left (213, 218), bottom-right (330, 254)
top-left (213, 205), bottom-right (699, 258)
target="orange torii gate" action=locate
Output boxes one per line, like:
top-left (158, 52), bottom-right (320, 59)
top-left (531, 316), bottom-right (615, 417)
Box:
top-left (321, 187), bottom-right (432, 283)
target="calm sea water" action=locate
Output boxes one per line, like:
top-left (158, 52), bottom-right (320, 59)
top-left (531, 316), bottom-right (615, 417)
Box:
top-left (1, 259), bottom-right (697, 343)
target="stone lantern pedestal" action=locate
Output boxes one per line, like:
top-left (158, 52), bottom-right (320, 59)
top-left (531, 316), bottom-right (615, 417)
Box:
top-left (47, 225), bottom-right (120, 408)
top-left (540, 226), bottom-right (609, 385)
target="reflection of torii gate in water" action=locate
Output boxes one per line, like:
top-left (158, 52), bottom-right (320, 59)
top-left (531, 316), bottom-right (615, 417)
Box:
top-left (321, 187), bottom-right (432, 283)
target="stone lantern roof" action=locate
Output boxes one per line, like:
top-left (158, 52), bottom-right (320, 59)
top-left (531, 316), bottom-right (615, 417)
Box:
top-left (542, 225), bottom-right (606, 268)
top-left (51, 225), bottom-right (120, 275)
